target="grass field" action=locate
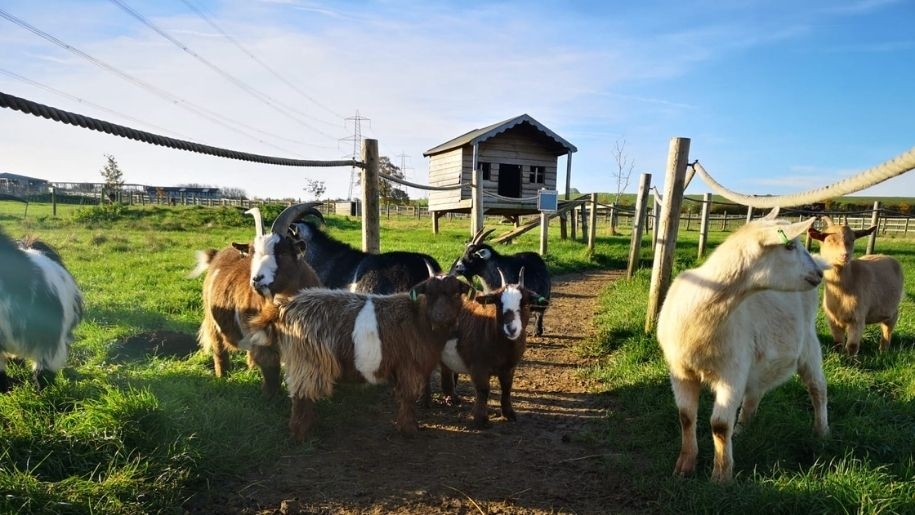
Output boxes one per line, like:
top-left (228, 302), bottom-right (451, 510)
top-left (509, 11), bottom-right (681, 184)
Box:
top-left (0, 200), bottom-right (913, 513)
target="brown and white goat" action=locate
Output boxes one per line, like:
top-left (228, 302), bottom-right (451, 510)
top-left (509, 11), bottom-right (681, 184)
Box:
top-left (437, 268), bottom-right (540, 428)
top-left (808, 216), bottom-right (904, 356)
top-left (191, 203), bottom-right (321, 397)
top-left (242, 271), bottom-right (471, 442)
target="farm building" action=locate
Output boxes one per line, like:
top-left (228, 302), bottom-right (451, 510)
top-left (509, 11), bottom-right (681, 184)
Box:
top-left (0, 172), bottom-right (48, 196)
top-left (423, 114), bottom-right (576, 229)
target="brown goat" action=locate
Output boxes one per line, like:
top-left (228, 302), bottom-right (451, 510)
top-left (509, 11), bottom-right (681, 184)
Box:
top-left (242, 273), bottom-right (471, 442)
top-left (192, 203), bottom-right (321, 397)
top-left (437, 268), bottom-right (537, 428)
top-left (809, 216), bottom-right (904, 356)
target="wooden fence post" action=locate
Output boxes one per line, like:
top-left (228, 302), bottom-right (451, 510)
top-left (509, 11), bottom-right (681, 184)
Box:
top-left (746, 206), bottom-right (754, 224)
top-left (626, 173), bottom-right (651, 279)
top-left (698, 192), bottom-right (712, 259)
top-left (588, 193), bottom-right (597, 252)
top-left (471, 143), bottom-right (484, 237)
top-left (609, 202), bottom-right (618, 235)
top-left (866, 201), bottom-right (880, 255)
top-left (570, 206), bottom-right (577, 240)
top-left (645, 137), bottom-right (690, 334)
top-left (51, 187), bottom-right (57, 217)
top-left (361, 139), bottom-right (380, 253)
top-left (539, 211), bottom-right (549, 256)
top-left (651, 195), bottom-right (661, 252)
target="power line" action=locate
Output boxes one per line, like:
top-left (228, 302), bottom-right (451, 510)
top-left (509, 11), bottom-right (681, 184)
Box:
top-left (0, 68), bottom-right (194, 141)
top-left (110, 0), bottom-right (339, 140)
top-left (0, 7), bottom-right (329, 154)
top-left (178, 0), bottom-right (344, 123)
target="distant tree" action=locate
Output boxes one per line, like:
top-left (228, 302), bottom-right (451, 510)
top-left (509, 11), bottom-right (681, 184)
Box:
top-left (221, 187), bottom-right (247, 200)
top-left (379, 156), bottom-right (409, 205)
top-left (609, 138), bottom-right (635, 235)
top-left (100, 154), bottom-right (125, 202)
top-left (303, 179), bottom-right (326, 201)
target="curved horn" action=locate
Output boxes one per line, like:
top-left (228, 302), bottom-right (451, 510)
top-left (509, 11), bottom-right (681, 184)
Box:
top-left (762, 207), bottom-right (780, 220)
top-left (425, 259), bottom-right (436, 278)
top-left (497, 267), bottom-right (507, 288)
top-left (244, 207), bottom-right (264, 238)
top-left (270, 202), bottom-right (323, 235)
top-left (518, 266), bottom-right (525, 288)
top-left (821, 215), bottom-right (836, 227)
top-left (479, 228), bottom-right (496, 243)
top-left (470, 227), bottom-right (486, 245)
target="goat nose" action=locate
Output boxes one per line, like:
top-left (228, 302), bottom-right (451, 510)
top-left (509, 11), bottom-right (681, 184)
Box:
top-left (252, 274), bottom-right (264, 285)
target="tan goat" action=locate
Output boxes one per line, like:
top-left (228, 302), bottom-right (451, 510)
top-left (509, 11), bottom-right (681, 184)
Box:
top-left (808, 216), bottom-right (904, 356)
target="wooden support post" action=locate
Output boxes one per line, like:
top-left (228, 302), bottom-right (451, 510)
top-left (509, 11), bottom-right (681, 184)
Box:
top-left (866, 201), bottom-right (880, 255)
top-left (580, 203), bottom-right (588, 240)
top-left (746, 206), bottom-right (754, 224)
top-left (651, 195), bottom-right (661, 252)
top-left (626, 173), bottom-right (651, 279)
top-left (432, 211), bottom-right (440, 234)
top-left (562, 151), bottom-right (572, 241)
top-left (645, 137), bottom-right (690, 334)
top-left (361, 139), bottom-right (380, 253)
top-left (539, 211), bottom-right (549, 256)
top-left (471, 143), bottom-right (484, 237)
top-left (51, 187), bottom-right (57, 217)
top-left (698, 192), bottom-right (712, 258)
top-left (570, 206), bottom-right (577, 240)
top-left (588, 193), bottom-right (597, 252)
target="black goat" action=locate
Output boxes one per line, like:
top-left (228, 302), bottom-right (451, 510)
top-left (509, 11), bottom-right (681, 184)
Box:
top-left (450, 228), bottom-right (550, 336)
top-left (289, 211), bottom-right (441, 294)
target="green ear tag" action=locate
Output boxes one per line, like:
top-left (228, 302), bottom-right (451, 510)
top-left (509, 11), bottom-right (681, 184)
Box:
top-left (777, 229), bottom-right (790, 247)
top-left (410, 289), bottom-right (417, 302)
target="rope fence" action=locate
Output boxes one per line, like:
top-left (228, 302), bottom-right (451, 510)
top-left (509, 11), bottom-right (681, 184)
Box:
top-left (0, 90), bottom-right (362, 169)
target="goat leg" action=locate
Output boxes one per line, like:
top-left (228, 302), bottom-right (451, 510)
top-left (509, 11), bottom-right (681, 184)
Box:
top-left (248, 345), bottom-right (282, 398)
top-left (497, 367), bottom-right (517, 421)
top-left (34, 368), bottom-right (56, 390)
top-left (393, 379), bottom-right (421, 435)
top-left (440, 364), bottom-right (461, 407)
top-left (470, 370), bottom-right (491, 429)
top-left (289, 396), bottom-right (315, 443)
top-left (0, 371), bottom-right (10, 393)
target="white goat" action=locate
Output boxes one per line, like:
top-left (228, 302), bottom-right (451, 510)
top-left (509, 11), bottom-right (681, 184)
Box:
top-left (808, 216), bottom-right (904, 356)
top-left (657, 214), bottom-right (829, 482)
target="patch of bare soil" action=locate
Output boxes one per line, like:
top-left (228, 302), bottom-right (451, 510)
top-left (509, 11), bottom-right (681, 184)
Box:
top-left (189, 269), bottom-right (649, 514)
top-left (107, 330), bottom-right (198, 363)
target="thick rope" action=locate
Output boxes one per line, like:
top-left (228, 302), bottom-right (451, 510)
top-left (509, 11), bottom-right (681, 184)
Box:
top-left (482, 190), bottom-right (539, 202)
top-left (692, 145), bottom-right (915, 208)
top-left (377, 171), bottom-right (463, 191)
top-left (0, 90), bottom-right (362, 168)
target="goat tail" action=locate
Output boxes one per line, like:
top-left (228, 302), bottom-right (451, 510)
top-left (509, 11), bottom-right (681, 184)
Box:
top-left (188, 249), bottom-right (218, 278)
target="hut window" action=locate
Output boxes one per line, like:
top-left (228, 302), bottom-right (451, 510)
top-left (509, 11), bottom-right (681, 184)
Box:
top-left (529, 166), bottom-right (545, 184)
top-left (479, 162), bottom-right (491, 180)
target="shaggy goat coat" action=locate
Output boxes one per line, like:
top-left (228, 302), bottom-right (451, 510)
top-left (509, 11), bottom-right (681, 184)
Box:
top-left (0, 232), bottom-right (83, 388)
top-left (263, 289), bottom-right (456, 401)
top-left (657, 217), bottom-right (829, 482)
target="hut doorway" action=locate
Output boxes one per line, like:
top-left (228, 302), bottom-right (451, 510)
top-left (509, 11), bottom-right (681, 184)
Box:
top-left (497, 164), bottom-right (521, 198)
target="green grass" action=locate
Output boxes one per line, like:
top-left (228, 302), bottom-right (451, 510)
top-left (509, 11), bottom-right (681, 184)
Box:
top-left (0, 201), bottom-right (618, 513)
top-left (588, 227), bottom-right (915, 513)
top-left (2, 200), bottom-right (913, 513)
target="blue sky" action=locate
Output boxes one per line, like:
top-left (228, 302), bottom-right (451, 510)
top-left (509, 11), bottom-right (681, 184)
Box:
top-left (1, 0), bottom-right (913, 200)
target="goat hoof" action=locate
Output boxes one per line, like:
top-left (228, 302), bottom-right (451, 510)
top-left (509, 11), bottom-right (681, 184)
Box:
top-left (34, 370), bottom-right (56, 390)
top-left (502, 409), bottom-right (517, 421)
top-left (0, 373), bottom-right (10, 393)
top-left (471, 418), bottom-right (491, 430)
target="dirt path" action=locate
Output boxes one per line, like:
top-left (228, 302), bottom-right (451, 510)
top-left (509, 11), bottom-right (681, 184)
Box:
top-left (200, 269), bottom-right (648, 514)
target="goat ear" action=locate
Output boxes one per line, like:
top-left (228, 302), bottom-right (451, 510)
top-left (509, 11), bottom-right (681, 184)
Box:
top-left (526, 289), bottom-right (548, 306)
top-left (231, 242), bottom-right (251, 256)
top-left (767, 217), bottom-right (816, 244)
top-left (807, 227), bottom-right (827, 242)
top-left (854, 226), bottom-right (877, 240)
top-left (474, 248), bottom-right (492, 260)
top-left (762, 207), bottom-right (780, 220)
